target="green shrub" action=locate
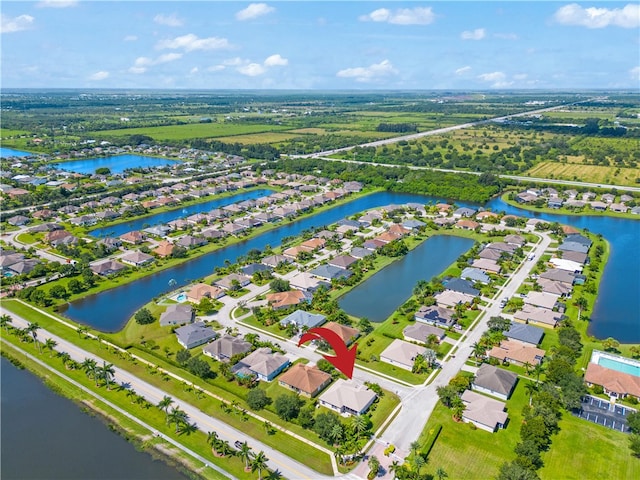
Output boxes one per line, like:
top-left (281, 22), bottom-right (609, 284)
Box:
top-left (421, 424), bottom-right (442, 458)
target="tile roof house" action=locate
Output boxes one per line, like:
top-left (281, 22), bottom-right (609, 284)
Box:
top-left (460, 390), bottom-right (508, 432)
top-left (380, 339), bottom-right (427, 371)
top-left (89, 259), bottom-right (127, 276)
top-left (280, 310), bottom-right (326, 330)
top-left (503, 323), bottom-right (544, 347)
top-left (319, 379), bottom-right (377, 416)
top-left (434, 290), bottom-right (475, 308)
top-left (323, 321), bottom-right (360, 346)
top-left (278, 363), bottom-right (332, 397)
top-left (153, 240), bottom-right (175, 258)
top-left (120, 250), bottom-right (155, 267)
top-left (350, 247), bottom-right (374, 259)
top-left (232, 347), bottom-right (290, 381)
top-left (536, 278), bottom-right (573, 297)
top-left (472, 364), bottom-right (519, 400)
top-left (585, 361), bottom-right (640, 400)
top-left (186, 283), bottom-right (225, 303)
top-left (328, 255), bottom-right (358, 270)
top-left (539, 268), bottom-right (575, 286)
top-left (241, 263), bottom-right (272, 276)
top-left (403, 323), bottom-right (446, 343)
top-left (214, 273), bottom-right (251, 290)
top-left (289, 272), bottom-right (329, 292)
top-left (119, 231), bottom-right (145, 245)
top-left (513, 305), bottom-right (562, 328)
top-left (471, 258), bottom-right (502, 274)
top-left (160, 304), bottom-right (194, 327)
top-left (414, 305), bottom-right (456, 327)
top-left (261, 254), bottom-right (293, 267)
top-left (266, 290), bottom-right (312, 310)
top-left (523, 291), bottom-right (560, 310)
top-left (487, 340), bottom-right (545, 366)
top-left (202, 334), bottom-right (252, 362)
top-left (175, 321), bottom-right (217, 349)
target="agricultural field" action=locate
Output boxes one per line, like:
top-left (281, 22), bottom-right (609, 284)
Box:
top-left (526, 161), bottom-right (639, 186)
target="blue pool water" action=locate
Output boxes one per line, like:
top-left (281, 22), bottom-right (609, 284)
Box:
top-left (598, 357), bottom-right (640, 377)
top-left (176, 293), bottom-right (187, 302)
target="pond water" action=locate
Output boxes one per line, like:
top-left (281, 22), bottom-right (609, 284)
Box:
top-left (0, 357), bottom-right (186, 480)
top-left (339, 235), bottom-right (474, 322)
top-left (90, 188), bottom-right (272, 238)
top-left (0, 147), bottom-right (35, 157)
top-left (52, 154), bottom-right (179, 174)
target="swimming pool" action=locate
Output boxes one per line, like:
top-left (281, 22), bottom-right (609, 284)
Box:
top-left (598, 356), bottom-right (640, 377)
top-left (176, 293), bottom-right (187, 303)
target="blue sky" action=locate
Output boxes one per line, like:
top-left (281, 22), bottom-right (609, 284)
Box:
top-left (1, 1), bottom-right (639, 89)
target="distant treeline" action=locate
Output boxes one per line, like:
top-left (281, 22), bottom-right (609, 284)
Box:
top-left (376, 123), bottom-right (417, 133)
top-left (269, 158), bottom-right (502, 203)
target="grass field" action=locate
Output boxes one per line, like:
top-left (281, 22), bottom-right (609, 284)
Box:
top-left (88, 122), bottom-right (289, 140)
top-left (215, 132), bottom-right (301, 145)
top-left (525, 162), bottom-right (639, 186)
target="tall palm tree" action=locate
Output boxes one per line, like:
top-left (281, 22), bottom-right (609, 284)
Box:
top-left (207, 431), bottom-right (220, 454)
top-left (44, 338), bottom-right (57, 357)
top-left (167, 407), bottom-right (189, 434)
top-left (389, 460), bottom-right (402, 479)
top-left (409, 441), bottom-right (420, 456)
top-left (524, 381), bottom-right (539, 407)
top-left (0, 314), bottom-right (11, 332)
top-left (410, 455), bottom-right (426, 479)
top-left (81, 358), bottom-right (98, 385)
top-left (251, 451), bottom-right (269, 480)
top-left (157, 395), bottom-right (174, 414)
top-left (435, 467), bottom-right (448, 480)
top-left (237, 441), bottom-right (253, 470)
top-left (178, 422), bottom-right (198, 436)
top-left (350, 414), bottom-right (370, 439)
top-left (126, 389), bottom-right (137, 403)
top-left (328, 423), bottom-right (343, 446)
top-left (522, 361), bottom-right (533, 376)
top-left (100, 361), bottom-right (115, 390)
top-left (471, 342), bottom-right (486, 359)
top-left (264, 469), bottom-right (282, 480)
top-left (217, 440), bottom-right (233, 457)
top-left (25, 322), bottom-right (41, 353)
top-left (57, 351), bottom-right (71, 368)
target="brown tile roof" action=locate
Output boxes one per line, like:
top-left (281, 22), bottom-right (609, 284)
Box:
top-left (585, 363), bottom-right (640, 398)
top-left (278, 363), bottom-right (331, 396)
top-left (266, 290), bottom-right (309, 309)
top-left (487, 340), bottom-right (545, 365)
top-left (153, 240), bottom-right (174, 258)
top-left (323, 322), bottom-right (359, 345)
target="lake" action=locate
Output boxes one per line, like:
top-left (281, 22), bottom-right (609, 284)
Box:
top-left (52, 154), bottom-right (179, 174)
top-left (90, 188), bottom-right (273, 238)
top-left (63, 191), bottom-right (640, 342)
top-left (339, 235), bottom-right (474, 322)
top-left (0, 357), bottom-right (186, 480)
top-left (0, 147), bottom-right (35, 157)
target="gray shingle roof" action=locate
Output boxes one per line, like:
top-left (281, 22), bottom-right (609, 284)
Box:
top-left (472, 364), bottom-right (518, 397)
top-left (504, 323), bottom-right (544, 346)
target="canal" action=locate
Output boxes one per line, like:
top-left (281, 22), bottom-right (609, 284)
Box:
top-left (0, 357), bottom-right (187, 480)
top-left (339, 235), bottom-right (474, 322)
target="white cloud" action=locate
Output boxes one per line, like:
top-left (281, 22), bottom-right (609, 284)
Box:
top-left (264, 54), bottom-right (288, 67)
top-left (478, 71), bottom-right (513, 88)
top-left (236, 3), bottom-right (275, 21)
top-left (123, 35), bottom-right (138, 42)
top-left (222, 57), bottom-right (246, 66)
top-left (88, 71), bottom-right (109, 81)
top-left (513, 73), bottom-right (528, 81)
top-left (359, 7), bottom-right (435, 25)
top-left (190, 67), bottom-right (199, 74)
top-left (36, 0), bottom-right (77, 8)
top-left (129, 53), bottom-right (183, 74)
top-left (553, 3), bottom-right (639, 28)
top-left (630, 66), bottom-right (640, 81)
top-left (208, 65), bottom-right (226, 72)
top-left (156, 34), bottom-right (232, 52)
top-left (461, 28), bottom-right (486, 40)
top-left (154, 13), bottom-right (184, 27)
top-left (1, 14), bottom-right (34, 34)
top-left (336, 59), bottom-right (398, 82)
top-left (238, 63), bottom-right (266, 76)
top-left (455, 66), bottom-right (472, 75)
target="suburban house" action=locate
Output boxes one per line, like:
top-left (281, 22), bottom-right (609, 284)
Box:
top-left (120, 251), bottom-right (155, 267)
top-left (523, 292), bottom-right (560, 310)
top-left (503, 323), bottom-right (544, 347)
top-left (487, 340), bottom-right (546, 366)
top-left (214, 273), bottom-right (251, 290)
top-left (89, 259), bottom-right (126, 276)
top-left (539, 269), bottom-right (576, 286)
top-left (537, 278), bottom-right (573, 297)
top-left (160, 304), bottom-right (194, 327)
top-left (434, 290), bottom-right (475, 309)
top-left (278, 363), bottom-right (332, 397)
top-left (176, 235), bottom-right (207, 249)
top-left (453, 207), bottom-right (476, 218)
top-left (202, 335), bottom-right (252, 362)
top-left (318, 379), bottom-right (377, 416)
top-left (280, 310), bottom-right (326, 330)
top-left (232, 347), bottom-right (290, 381)
top-left (513, 304), bottom-right (563, 328)
top-left (584, 351), bottom-right (640, 401)
top-left (175, 322), bottom-right (217, 349)
top-left (460, 390), bottom-right (508, 432)
top-left (350, 247), bottom-right (374, 259)
top-left (380, 339), bottom-right (427, 371)
top-left (266, 290), bottom-right (312, 310)
top-left (403, 323), bottom-right (446, 343)
top-left (241, 263), bottom-right (272, 276)
top-left (309, 264), bottom-right (353, 281)
top-left (323, 321), bottom-right (360, 346)
top-left (119, 231), bottom-right (145, 244)
top-left (443, 278), bottom-right (480, 297)
top-left (289, 272), bottom-right (329, 292)
top-left (261, 254), bottom-right (292, 268)
top-left (472, 364), bottom-right (519, 401)
top-left (460, 267), bottom-right (490, 284)
top-left (300, 238), bottom-right (326, 251)
top-left (414, 305), bottom-right (456, 327)
top-left (328, 255), bottom-right (358, 270)
top-left (471, 258), bottom-right (502, 274)
top-left (186, 283), bottom-right (225, 303)
top-left (153, 240), bottom-right (175, 258)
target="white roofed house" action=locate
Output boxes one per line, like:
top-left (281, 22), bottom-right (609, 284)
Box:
top-left (460, 390), bottom-right (508, 433)
top-left (380, 339), bottom-right (427, 371)
top-left (318, 379), bottom-right (377, 416)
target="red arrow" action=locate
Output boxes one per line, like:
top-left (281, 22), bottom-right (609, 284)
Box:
top-left (298, 327), bottom-right (358, 379)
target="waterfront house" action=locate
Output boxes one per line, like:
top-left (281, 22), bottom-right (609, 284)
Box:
top-left (261, 254), bottom-right (292, 268)
top-left (414, 305), bottom-right (456, 327)
top-left (350, 247), bottom-right (374, 259)
top-left (549, 257), bottom-right (583, 273)
top-left (461, 267), bottom-right (491, 284)
top-left (455, 219), bottom-right (480, 230)
top-left (523, 291), bottom-right (560, 310)
top-left (89, 259), bottom-right (126, 276)
top-left (328, 255), bottom-right (358, 270)
top-left (175, 321), bottom-right (217, 349)
top-left (453, 207), bottom-right (477, 218)
top-left (536, 278), bottom-right (573, 297)
top-left (472, 364), bottom-right (518, 401)
top-left (232, 347), bottom-right (290, 382)
top-left (434, 290), bottom-right (475, 309)
top-left (280, 310), bottom-right (326, 330)
top-left (266, 290), bottom-right (312, 310)
top-left (186, 283), bottom-right (225, 303)
top-left (176, 235), bottom-right (207, 249)
top-left (160, 304), bottom-right (194, 327)
top-left (460, 390), bottom-right (508, 432)
top-left (241, 263), bottom-right (272, 276)
top-left (153, 240), bottom-right (175, 258)
top-left (539, 268), bottom-right (575, 286)
top-left (120, 250), bottom-right (155, 267)
top-left (119, 230), bottom-right (145, 245)
top-left (503, 323), bottom-right (544, 347)
top-left (403, 323), bottom-right (446, 343)
top-left (380, 339), bottom-right (427, 371)
top-left (443, 278), bottom-right (480, 296)
top-left (289, 272), bottom-right (329, 293)
top-left (584, 353), bottom-right (640, 400)
top-left (278, 364), bottom-right (332, 397)
top-left (323, 321), bottom-right (360, 346)
top-left (318, 379), bottom-right (377, 416)
top-left (214, 273), bottom-right (251, 290)
top-left (202, 334), bottom-right (252, 362)
top-left (309, 264), bottom-right (353, 281)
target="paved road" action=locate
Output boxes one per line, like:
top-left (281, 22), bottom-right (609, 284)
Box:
top-left (378, 232), bottom-right (552, 451)
top-left (2, 311), bottom-right (339, 480)
top-left (1, 224), bottom-right (71, 263)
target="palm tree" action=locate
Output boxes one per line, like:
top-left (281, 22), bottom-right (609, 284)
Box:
top-left (126, 389), bottom-right (137, 403)
top-left (350, 414), bottom-right (370, 440)
top-left (237, 441), bottom-right (253, 470)
top-left (26, 322), bottom-right (41, 353)
top-left (435, 467), bottom-right (448, 480)
top-left (452, 403), bottom-right (465, 422)
top-left (574, 296), bottom-right (588, 321)
top-left (251, 451), bottom-right (269, 480)
top-left (217, 440), bottom-right (233, 457)
top-left (178, 422), bottom-right (198, 436)
top-left (207, 431), bottom-right (221, 454)
top-left (471, 342), bottom-right (486, 359)
top-left (0, 314), bottom-right (11, 332)
top-left (81, 358), bottom-right (98, 384)
top-left (167, 407), bottom-right (189, 434)
top-left (409, 441), bottom-right (420, 456)
top-left (532, 361), bottom-right (544, 384)
top-left (410, 455), bottom-right (426, 479)
top-left (264, 469), bottom-right (283, 480)
top-left (44, 338), bottom-right (57, 357)
top-left (100, 361), bottom-right (115, 390)
top-left (328, 423), bottom-right (343, 446)
top-left (523, 361), bottom-right (533, 376)
top-left (157, 395), bottom-right (174, 414)
top-left (524, 381), bottom-right (539, 407)
top-left (57, 351), bottom-right (71, 368)
top-left (389, 460), bottom-right (401, 478)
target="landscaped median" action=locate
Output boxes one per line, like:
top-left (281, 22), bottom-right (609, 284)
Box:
top-left (1, 299), bottom-right (335, 476)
